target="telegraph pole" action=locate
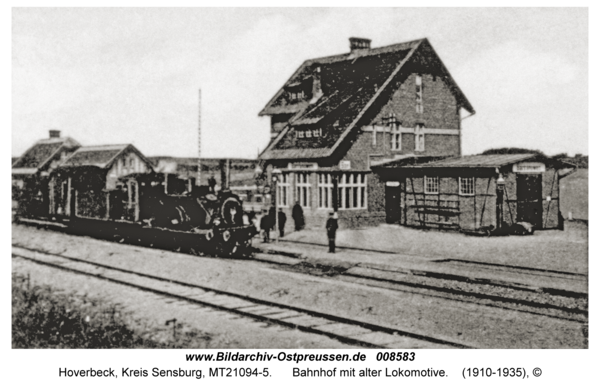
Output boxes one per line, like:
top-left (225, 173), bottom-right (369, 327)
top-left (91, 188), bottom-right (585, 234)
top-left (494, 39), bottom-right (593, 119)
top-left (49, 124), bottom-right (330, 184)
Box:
top-left (197, 89), bottom-right (202, 186)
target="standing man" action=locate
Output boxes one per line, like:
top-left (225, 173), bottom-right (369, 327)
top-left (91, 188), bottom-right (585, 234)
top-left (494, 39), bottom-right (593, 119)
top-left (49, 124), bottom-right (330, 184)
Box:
top-left (292, 201), bottom-right (304, 231)
top-left (260, 209), bottom-right (270, 243)
top-left (326, 212), bottom-right (338, 253)
top-left (207, 174), bottom-right (217, 193)
top-left (278, 208), bottom-right (287, 238)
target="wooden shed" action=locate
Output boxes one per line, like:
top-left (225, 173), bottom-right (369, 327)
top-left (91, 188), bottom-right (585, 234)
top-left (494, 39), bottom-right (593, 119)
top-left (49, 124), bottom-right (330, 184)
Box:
top-left (372, 154), bottom-right (574, 232)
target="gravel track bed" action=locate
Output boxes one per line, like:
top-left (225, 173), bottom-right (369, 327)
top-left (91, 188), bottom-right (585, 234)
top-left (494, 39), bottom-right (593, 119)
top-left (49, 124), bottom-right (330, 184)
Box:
top-left (12, 257), bottom-right (355, 349)
top-left (373, 274), bottom-right (587, 313)
top-left (12, 224), bottom-right (588, 348)
top-left (255, 256), bottom-right (588, 319)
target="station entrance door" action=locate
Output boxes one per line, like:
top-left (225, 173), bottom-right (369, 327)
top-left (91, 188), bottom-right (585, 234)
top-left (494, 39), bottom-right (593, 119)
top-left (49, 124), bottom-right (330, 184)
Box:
top-left (385, 181), bottom-right (402, 224)
top-left (516, 174), bottom-right (543, 228)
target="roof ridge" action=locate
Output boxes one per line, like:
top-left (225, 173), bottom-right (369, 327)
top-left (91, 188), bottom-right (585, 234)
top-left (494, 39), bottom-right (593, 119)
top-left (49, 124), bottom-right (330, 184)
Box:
top-left (307, 38), bottom-right (425, 64)
top-left (74, 144), bottom-right (130, 151)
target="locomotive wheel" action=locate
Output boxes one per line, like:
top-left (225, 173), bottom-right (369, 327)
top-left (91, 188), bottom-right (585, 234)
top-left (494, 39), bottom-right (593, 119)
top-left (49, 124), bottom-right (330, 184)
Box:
top-left (221, 230), bottom-right (231, 242)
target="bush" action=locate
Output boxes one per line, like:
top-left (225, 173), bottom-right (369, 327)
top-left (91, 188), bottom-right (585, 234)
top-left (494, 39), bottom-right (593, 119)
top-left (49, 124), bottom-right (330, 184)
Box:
top-left (12, 273), bottom-right (213, 348)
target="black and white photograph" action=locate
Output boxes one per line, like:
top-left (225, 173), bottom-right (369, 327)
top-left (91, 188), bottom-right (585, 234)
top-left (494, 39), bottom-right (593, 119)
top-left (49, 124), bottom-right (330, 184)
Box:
top-left (8, 5), bottom-right (594, 384)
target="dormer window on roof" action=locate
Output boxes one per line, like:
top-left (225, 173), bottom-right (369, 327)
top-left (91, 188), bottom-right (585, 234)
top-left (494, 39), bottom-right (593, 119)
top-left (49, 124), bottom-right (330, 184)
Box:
top-left (349, 37), bottom-right (371, 52)
top-left (289, 90), bottom-right (305, 102)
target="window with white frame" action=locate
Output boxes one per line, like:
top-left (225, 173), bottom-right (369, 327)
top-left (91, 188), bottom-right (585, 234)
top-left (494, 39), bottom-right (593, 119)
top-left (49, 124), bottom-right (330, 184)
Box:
top-left (318, 173), bottom-right (333, 208)
top-left (277, 173), bottom-right (290, 207)
top-left (415, 124), bottom-right (425, 151)
top-left (415, 74), bottom-right (423, 114)
top-left (289, 90), bottom-right (305, 101)
top-left (312, 129), bottom-right (322, 137)
top-left (459, 177), bottom-right (475, 196)
top-left (382, 112), bottom-right (397, 126)
top-left (338, 173), bottom-right (367, 209)
top-left (391, 124), bottom-right (402, 150)
top-left (296, 172), bottom-right (311, 207)
top-left (424, 176), bottom-right (439, 194)
top-left (305, 130), bottom-right (312, 138)
top-left (297, 130), bottom-right (304, 138)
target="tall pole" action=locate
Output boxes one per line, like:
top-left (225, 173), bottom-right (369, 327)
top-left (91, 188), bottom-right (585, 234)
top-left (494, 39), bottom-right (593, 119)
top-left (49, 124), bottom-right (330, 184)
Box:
top-left (274, 176), bottom-right (279, 243)
top-left (197, 89), bottom-right (202, 186)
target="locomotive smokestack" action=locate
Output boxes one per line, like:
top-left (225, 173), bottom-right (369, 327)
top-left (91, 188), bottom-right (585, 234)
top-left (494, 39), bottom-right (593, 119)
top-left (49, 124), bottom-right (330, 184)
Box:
top-left (219, 159), bottom-right (230, 191)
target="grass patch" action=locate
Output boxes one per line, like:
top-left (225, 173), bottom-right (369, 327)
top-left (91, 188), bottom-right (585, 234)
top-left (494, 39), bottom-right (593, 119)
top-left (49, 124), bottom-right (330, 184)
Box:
top-left (560, 169), bottom-right (588, 221)
top-left (12, 273), bottom-right (213, 348)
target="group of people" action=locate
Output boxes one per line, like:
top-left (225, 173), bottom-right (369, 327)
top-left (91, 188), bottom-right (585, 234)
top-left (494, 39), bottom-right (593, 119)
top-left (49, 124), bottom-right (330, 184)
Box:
top-left (253, 201), bottom-right (305, 243)
top-left (250, 202), bottom-right (339, 253)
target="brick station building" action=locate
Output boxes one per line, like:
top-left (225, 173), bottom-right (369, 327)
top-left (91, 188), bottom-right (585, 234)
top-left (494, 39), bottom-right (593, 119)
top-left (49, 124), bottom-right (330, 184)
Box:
top-left (258, 37), bottom-right (475, 228)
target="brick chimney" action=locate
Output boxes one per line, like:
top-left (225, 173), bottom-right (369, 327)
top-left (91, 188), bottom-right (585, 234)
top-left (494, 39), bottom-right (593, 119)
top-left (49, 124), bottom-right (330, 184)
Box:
top-left (349, 37), bottom-right (371, 53)
top-left (49, 129), bottom-right (61, 138)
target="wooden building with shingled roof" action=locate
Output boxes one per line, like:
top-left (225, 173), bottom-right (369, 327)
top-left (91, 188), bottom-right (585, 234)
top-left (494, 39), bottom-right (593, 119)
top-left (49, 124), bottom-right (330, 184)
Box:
top-left (48, 144), bottom-right (154, 219)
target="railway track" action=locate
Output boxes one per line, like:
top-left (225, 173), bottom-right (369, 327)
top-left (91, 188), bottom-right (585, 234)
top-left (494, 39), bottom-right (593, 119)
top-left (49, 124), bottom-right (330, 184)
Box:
top-left (14, 219), bottom-right (588, 323)
top-left (253, 254), bottom-right (588, 323)
top-left (12, 245), bottom-right (470, 349)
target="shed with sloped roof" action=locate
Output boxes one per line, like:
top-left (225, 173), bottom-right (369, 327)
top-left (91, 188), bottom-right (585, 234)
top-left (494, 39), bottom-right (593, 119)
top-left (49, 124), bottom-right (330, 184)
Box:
top-left (371, 153), bottom-right (575, 232)
top-left (49, 144), bottom-right (154, 219)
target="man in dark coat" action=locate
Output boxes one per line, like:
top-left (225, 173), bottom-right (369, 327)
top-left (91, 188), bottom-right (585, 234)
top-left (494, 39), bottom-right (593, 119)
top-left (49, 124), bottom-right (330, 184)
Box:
top-left (260, 210), bottom-right (270, 243)
top-left (268, 206), bottom-right (276, 230)
top-left (277, 208), bottom-right (287, 238)
top-left (326, 212), bottom-right (338, 253)
top-left (207, 174), bottom-right (217, 193)
top-left (292, 201), bottom-right (304, 231)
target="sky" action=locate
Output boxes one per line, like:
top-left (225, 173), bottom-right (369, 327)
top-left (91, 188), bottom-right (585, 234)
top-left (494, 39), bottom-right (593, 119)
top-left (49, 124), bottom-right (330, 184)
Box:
top-left (12, 7), bottom-right (588, 159)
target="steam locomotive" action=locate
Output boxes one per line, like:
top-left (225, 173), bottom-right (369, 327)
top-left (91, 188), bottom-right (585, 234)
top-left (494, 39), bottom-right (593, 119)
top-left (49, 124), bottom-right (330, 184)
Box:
top-left (15, 170), bottom-right (257, 257)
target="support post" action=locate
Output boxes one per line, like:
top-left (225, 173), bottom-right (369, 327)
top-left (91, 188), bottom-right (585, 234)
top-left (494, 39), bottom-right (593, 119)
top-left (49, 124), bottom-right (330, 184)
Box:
top-left (274, 177), bottom-right (279, 244)
top-left (106, 192), bottom-right (110, 220)
top-left (134, 181), bottom-right (139, 222)
top-left (496, 175), bottom-right (505, 228)
top-left (332, 173), bottom-right (339, 212)
top-left (66, 177), bottom-right (72, 216)
top-left (197, 89), bottom-right (202, 186)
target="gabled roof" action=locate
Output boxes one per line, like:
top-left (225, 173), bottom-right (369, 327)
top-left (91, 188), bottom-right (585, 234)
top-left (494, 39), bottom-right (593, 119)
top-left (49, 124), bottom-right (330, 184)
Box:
top-left (61, 144), bottom-right (152, 170)
top-left (259, 39), bottom-right (425, 117)
top-left (403, 154), bottom-right (538, 169)
top-left (370, 154), bottom-right (448, 168)
top-left (12, 136), bottom-right (80, 172)
top-left (261, 148), bottom-right (331, 160)
top-left (259, 38), bottom-right (474, 161)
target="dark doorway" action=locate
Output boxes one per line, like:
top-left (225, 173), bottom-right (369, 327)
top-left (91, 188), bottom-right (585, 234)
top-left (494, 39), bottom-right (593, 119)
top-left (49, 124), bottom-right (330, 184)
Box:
top-left (516, 174), bottom-right (543, 228)
top-left (385, 183), bottom-right (401, 224)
